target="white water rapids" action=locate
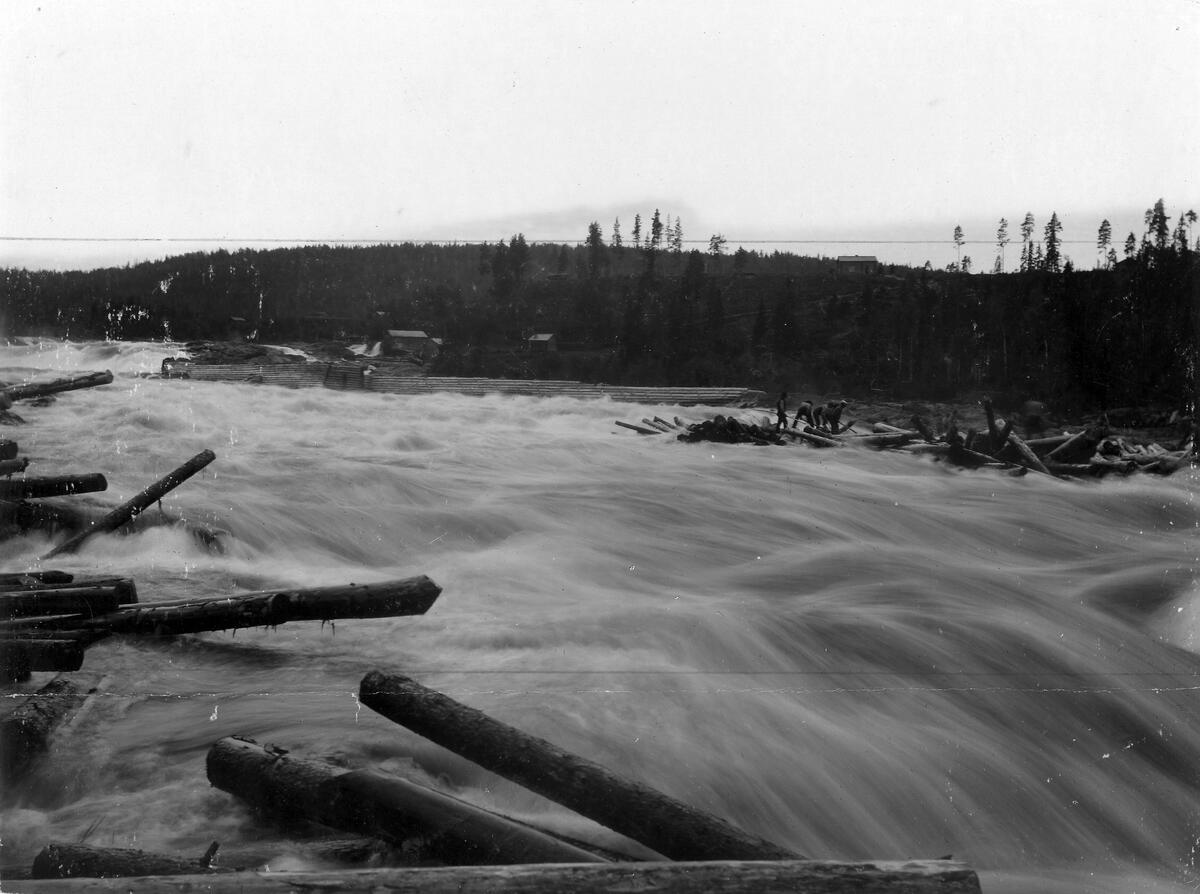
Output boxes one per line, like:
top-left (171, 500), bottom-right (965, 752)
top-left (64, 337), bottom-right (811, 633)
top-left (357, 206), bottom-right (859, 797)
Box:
top-left (1, 339), bottom-right (1198, 892)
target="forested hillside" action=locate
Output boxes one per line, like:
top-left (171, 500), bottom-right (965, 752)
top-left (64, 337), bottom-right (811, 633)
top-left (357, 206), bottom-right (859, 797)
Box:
top-left (2, 202), bottom-right (1196, 415)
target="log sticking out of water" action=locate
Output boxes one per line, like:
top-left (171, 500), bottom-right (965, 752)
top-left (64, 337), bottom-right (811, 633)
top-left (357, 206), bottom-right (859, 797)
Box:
top-left (32, 843), bottom-right (230, 880)
top-left (358, 671), bottom-right (801, 862)
top-left (0, 474), bottom-right (108, 500)
top-left (0, 675), bottom-right (101, 782)
top-left (206, 736), bottom-right (607, 865)
top-left (2, 370), bottom-right (114, 402)
top-left (42, 449), bottom-right (216, 559)
top-left (5, 576), bottom-right (441, 635)
top-left (7, 859), bottom-right (984, 892)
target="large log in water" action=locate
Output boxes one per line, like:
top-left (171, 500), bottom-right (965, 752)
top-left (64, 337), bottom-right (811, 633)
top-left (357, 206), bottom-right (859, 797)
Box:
top-left (0, 637), bottom-right (86, 681)
top-left (0, 576), bottom-right (136, 599)
top-left (2, 370), bottom-right (114, 402)
top-left (5, 576), bottom-right (441, 635)
top-left (0, 457), bottom-right (30, 476)
top-left (0, 675), bottom-right (100, 782)
top-left (206, 736), bottom-right (605, 865)
top-left (0, 570), bottom-right (74, 588)
top-left (0, 474), bottom-right (108, 500)
top-left (8, 859), bottom-right (983, 892)
top-left (32, 844), bottom-right (228, 880)
top-left (359, 671), bottom-right (800, 862)
top-left (42, 449), bottom-right (216, 558)
top-left (0, 585), bottom-right (130, 619)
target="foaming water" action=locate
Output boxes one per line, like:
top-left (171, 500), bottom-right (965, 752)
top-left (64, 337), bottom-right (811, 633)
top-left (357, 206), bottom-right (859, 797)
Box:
top-left (1, 340), bottom-right (1199, 889)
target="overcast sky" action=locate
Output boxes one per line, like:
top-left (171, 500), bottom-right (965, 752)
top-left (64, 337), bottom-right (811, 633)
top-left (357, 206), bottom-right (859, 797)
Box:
top-left (2, 0), bottom-right (1197, 271)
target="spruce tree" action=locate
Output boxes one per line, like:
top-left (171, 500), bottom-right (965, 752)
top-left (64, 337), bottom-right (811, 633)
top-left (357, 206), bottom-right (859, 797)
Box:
top-left (632, 214), bottom-right (642, 249)
top-left (1043, 212), bottom-right (1063, 272)
top-left (1097, 219), bottom-right (1112, 268)
top-left (995, 218), bottom-right (1009, 273)
top-left (612, 218), bottom-right (623, 249)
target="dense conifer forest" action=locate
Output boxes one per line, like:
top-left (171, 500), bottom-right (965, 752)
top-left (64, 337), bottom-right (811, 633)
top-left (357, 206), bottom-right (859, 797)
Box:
top-left (2, 201), bottom-right (1196, 415)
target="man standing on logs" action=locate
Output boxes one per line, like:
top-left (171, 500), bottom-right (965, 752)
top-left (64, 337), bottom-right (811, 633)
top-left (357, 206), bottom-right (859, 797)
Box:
top-left (791, 400), bottom-right (814, 429)
top-left (823, 399), bottom-right (849, 434)
top-left (774, 391), bottom-right (789, 431)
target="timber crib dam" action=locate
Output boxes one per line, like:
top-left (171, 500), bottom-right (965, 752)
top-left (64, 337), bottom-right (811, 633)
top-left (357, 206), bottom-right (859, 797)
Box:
top-left (160, 358), bottom-right (764, 407)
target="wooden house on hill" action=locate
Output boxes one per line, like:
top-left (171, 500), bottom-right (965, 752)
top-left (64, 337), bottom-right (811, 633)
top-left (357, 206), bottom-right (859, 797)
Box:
top-left (836, 255), bottom-right (878, 275)
top-left (384, 330), bottom-right (439, 360)
top-left (527, 333), bottom-right (557, 353)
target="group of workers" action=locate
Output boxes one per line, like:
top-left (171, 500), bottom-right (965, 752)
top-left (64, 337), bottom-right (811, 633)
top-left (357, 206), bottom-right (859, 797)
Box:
top-left (775, 392), bottom-right (850, 434)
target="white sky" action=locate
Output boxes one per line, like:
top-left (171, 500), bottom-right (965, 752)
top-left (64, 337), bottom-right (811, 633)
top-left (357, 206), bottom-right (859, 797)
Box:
top-left (2, 0), bottom-right (1197, 270)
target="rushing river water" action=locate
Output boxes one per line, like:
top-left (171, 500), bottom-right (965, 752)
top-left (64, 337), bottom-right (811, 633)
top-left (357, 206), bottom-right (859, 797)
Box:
top-left (1, 339), bottom-right (1198, 892)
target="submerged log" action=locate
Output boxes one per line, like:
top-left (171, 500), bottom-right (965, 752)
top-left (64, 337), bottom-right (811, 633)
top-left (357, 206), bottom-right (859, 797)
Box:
top-left (6, 576), bottom-right (441, 635)
top-left (206, 737), bottom-right (606, 865)
top-left (2, 370), bottom-right (114, 402)
top-left (359, 671), bottom-right (800, 862)
top-left (0, 474), bottom-right (108, 500)
top-left (0, 439), bottom-right (18, 460)
top-left (6, 859), bottom-right (984, 893)
top-left (32, 844), bottom-right (229, 880)
top-left (42, 449), bottom-right (216, 559)
top-left (0, 675), bottom-right (100, 782)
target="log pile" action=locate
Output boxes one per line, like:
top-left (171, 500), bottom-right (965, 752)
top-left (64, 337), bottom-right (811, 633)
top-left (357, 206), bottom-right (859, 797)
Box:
top-left (617, 397), bottom-right (1195, 479)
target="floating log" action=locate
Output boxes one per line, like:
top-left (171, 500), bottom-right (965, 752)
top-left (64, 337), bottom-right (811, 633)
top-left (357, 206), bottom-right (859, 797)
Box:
top-left (1023, 433), bottom-right (1074, 454)
top-left (5, 576), bottom-right (441, 635)
top-left (615, 420), bottom-right (660, 435)
top-left (42, 449), bottom-right (216, 559)
top-left (0, 585), bottom-right (132, 619)
top-left (0, 457), bottom-right (30, 476)
top-left (0, 474), bottom-right (107, 500)
top-left (32, 843), bottom-right (229, 880)
top-left (0, 439), bottom-right (18, 460)
top-left (791, 427), bottom-right (840, 448)
top-left (2, 370), bottom-right (114, 402)
top-left (0, 570), bottom-right (74, 588)
top-left (8, 859), bottom-right (983, 892)
top-left (0, 675), bottom-right (100, 782)
top-left (359, 671), bottom-right (800, 862)
top-left (642, 418), bottom-right (673, 433)
top-left (207, 737), bottom-right (606, 866)
top-left (851, 432), bottom-right (919, 449)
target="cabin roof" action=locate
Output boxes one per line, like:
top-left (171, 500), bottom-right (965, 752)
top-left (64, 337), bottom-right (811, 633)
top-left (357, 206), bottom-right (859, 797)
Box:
top-left (528, 333), bottom-right (556, 342)
top-left (836, 255), bottom-right (878, 263)
top-left (386, 330), bottom-right (429, 339)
